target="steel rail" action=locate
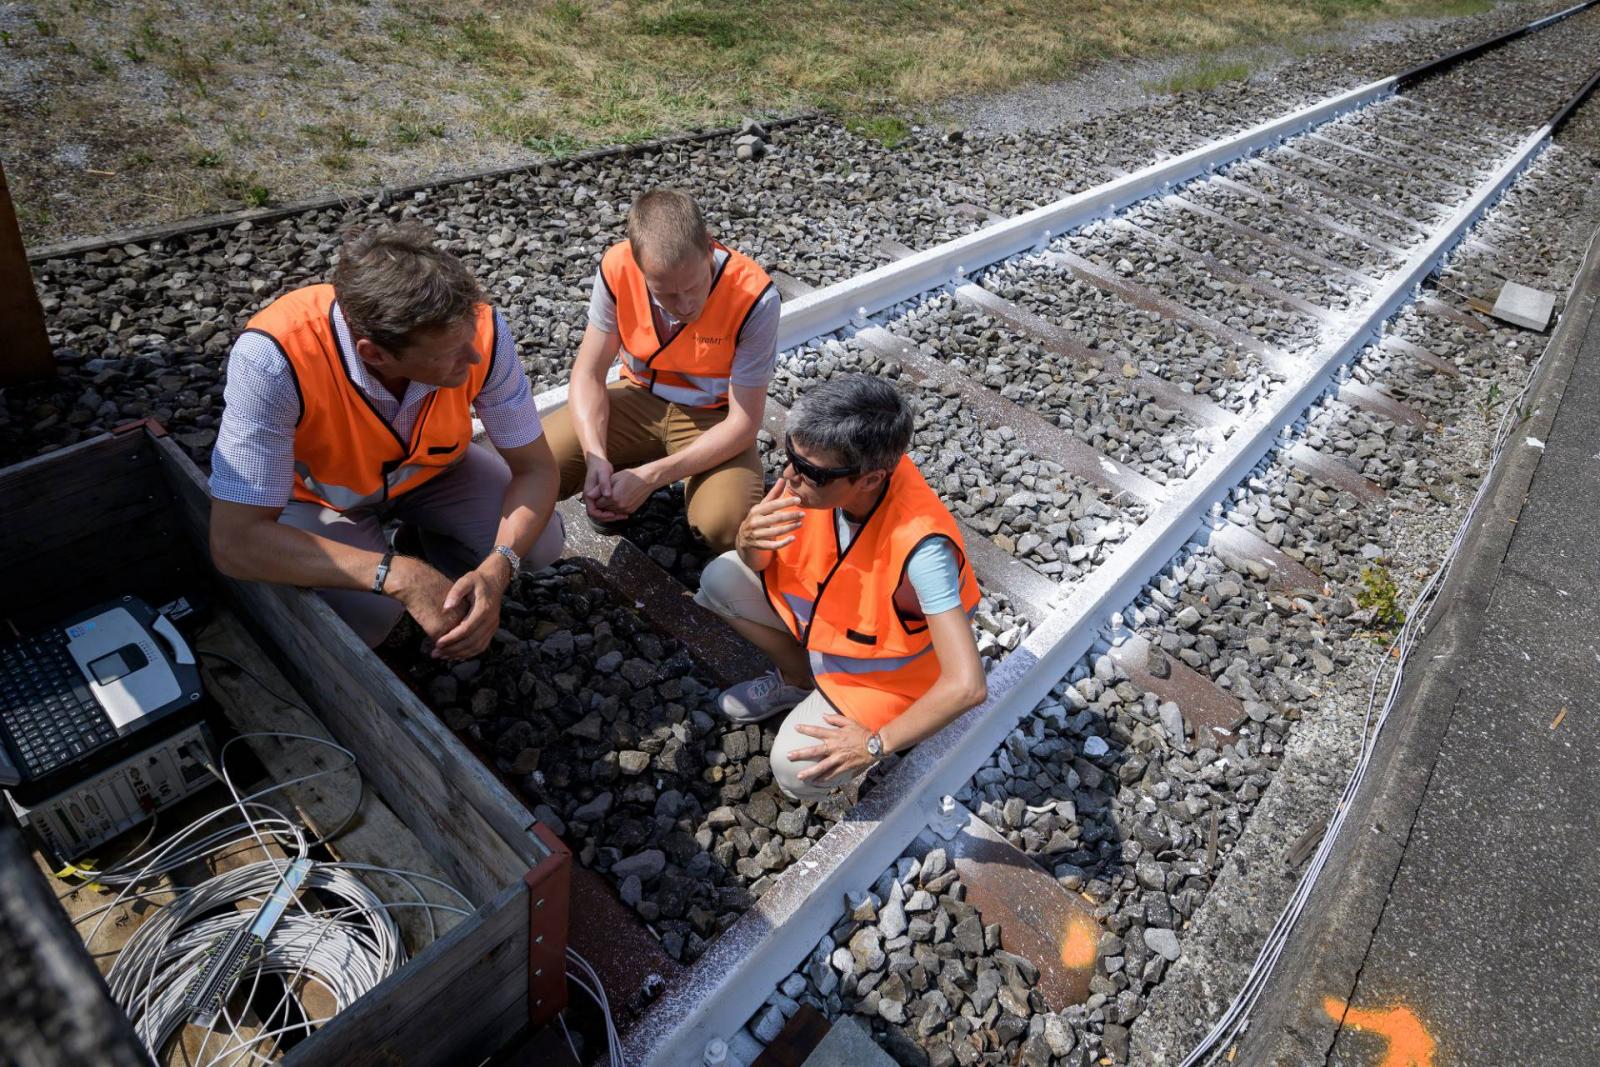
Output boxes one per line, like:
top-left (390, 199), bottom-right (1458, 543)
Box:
top-left (623, 16), bottom-right (1600, 1067)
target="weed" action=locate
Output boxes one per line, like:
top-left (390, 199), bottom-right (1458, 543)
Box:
top-left (1149, 59), bottom-right (1252, 96)
top-left (847, 113), bottom-right (913, 148)
top-left (32, 17), bottom-right (56, 37)
top-left (222, 175), bottom-right (271, 207)
top-left (320, 151), bottom-right (353, 171)
top-left (1, 30), bottom-right (15, 48)
top-left (122, 42), bottom-right (145, 63)
top-left (126, 150), bottom-right (154, 167)
top-left (1356, 564), bottom-right (1406, 632)
top-left (1476, 381), bottom-right (1503, 425)
top-left (193, 150), bottom-right (224, 168)
top-left (640, 7), bottom-right (749, 49)
top-left (550, 1), bottom-right (584, 29)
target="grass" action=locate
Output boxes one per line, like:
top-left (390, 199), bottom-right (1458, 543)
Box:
top-left (1149, 59), bottom-right (1255, 96)
top-left (4, 0), bottom-right (1519, 241)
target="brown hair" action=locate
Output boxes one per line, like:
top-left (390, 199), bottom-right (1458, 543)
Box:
top-left (330, 223), bottom-right (483, 350)
top-left (627, 189), bottom-right (710, 269)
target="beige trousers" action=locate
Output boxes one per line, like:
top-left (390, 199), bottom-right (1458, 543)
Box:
top-left (695, 551), bottom-right (857, 801)
top-left (541, 380), bottom-right (763, 552)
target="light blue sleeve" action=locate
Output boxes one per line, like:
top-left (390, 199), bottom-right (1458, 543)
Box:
top-left (906, 536), bottom-right (964, 616)
top-left (208, 332), bottom-right (300, 507)
top-left (472, 308), bottom-right (545, 450)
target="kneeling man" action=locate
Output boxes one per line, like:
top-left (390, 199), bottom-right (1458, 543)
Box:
top-left (542, 189), bottom-right (777, 550)
top-left (208, 223), bottom-right (564, 659)
top-left (696, 375), bottom-right (988, 801)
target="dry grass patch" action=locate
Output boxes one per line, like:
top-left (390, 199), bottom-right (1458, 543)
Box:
top-left (0, 0), bottom-right (1515, 242)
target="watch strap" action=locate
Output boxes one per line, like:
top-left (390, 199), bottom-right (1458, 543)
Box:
top-left (494, 543), bottom-right (521, 572)
top-left (373, 549), bottom-right (397, 595)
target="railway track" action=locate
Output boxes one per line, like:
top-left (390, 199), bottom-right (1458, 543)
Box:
top-left (457, 5), bottom-right (1600, 1064)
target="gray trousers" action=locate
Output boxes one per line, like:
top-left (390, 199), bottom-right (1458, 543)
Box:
top-left (280, 444), bottom-right (565, 647)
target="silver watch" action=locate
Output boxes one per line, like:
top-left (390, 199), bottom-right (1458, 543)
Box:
top-left (493, 544), bottom-right (521, 572)
top-left (866, 732), bottom-right (886, 761)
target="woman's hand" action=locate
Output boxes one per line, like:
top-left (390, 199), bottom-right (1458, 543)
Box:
top-left (789, 712), bottom-right (877, 784)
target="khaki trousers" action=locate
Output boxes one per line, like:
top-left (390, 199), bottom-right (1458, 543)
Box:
top-left (541, 380), bottom-right (763, 552)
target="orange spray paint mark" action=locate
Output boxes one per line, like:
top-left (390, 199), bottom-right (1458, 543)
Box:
top-left (1322, 996), bottom-right (1437, 1067)
top-left (1060, 913), bottom-right (1097, 970)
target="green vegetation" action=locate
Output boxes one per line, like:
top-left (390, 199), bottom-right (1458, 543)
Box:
top-left (1356, 564), bottom-right (1406, 632)
top-left (848, 113), bottom-right (914, 148)
top-left (1149, 59), bottom-right (1253, 96)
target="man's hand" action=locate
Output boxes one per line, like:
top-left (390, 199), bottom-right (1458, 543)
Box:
top-left (595, 467), bottom-right (658, 518)
top-left (387, 557), bottom-right (468, 649)
top-left (582, 454), bottom-right (625, 522)
top-left (431, 557), bottom-right (511, 660)
top-left (790, 712), bottom-right (876, 785)
top-left (737, 479), bottom-right (804, 553)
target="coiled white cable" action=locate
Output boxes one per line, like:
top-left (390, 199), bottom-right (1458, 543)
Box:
top-left (64, 651), bottom-right (472, 1066)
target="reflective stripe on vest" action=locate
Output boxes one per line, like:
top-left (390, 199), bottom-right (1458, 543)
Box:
top-left (243, 284), bottom-right (495, 513)
top-left (600, 240), bottom-right (772, 409)
top-left (762, 456), bottom-right (982, 732)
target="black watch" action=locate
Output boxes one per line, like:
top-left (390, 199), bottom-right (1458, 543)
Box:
top-left (373, 549), bottom-right (397, 595)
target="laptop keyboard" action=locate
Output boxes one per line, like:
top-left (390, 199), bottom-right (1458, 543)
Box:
top-left (1, 630), bottom-right (116, 778)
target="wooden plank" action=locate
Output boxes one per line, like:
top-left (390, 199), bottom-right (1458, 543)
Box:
top-left (0, 425), bottom-right (153, 518)
top-left (283, 882), bottom-right (531, 1067)
top-left (0, 160), bottom-right (53, 384)
top-left (196, 609), bottom-right (468, 950)
top-left (0, 812), bottom-right (149, 1067)
top-left (152, 433), bottom-right (543, 903)
top-left (917, 804), bottom-right (1100, 1010)
top-left (559, 500), bottom-right (768, 690)
top-left (751, 1004), bottom-right (832, 1067)
top-left (1110, 634), bottom-right (1242, 743)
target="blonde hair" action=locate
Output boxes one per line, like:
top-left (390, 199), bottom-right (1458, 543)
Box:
top-left (627, 189), bottom-right (710, 269)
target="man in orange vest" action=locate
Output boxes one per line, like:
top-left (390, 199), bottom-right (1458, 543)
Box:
top-left (542, 189), bottom-right (778, 551)
top-left (207, 224), bottom-right (564, 658)
top-left (694, 375), bottom-right (989, 801)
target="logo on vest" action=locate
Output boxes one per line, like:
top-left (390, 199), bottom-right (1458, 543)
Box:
top-left (696, 334), bottom-right (725, 345)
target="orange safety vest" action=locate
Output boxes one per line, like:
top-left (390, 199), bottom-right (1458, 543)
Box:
top-left (599, 240), bottom-right (773, 409)
top-left (763, 456), bottom-right (982, 732)
top-left (242, 284), bottom-right (496, 512)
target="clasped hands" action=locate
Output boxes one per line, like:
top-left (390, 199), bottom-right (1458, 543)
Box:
top-left (386, 551), bottom-right (513, 661)
top-left (582, 455), bottom-right (659, 522)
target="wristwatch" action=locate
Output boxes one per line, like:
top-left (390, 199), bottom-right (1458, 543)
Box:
top-left (493, 544), bottom-right (521, 573)
top-left (373, 549), bottom-right (397, 595)
top-left (866, 732), bottom-right (886, 761)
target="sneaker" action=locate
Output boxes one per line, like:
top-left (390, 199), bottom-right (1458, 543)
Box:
top-left (585, 513), bottom-right (630, 537)
top-left (718, 672), bottom-right (812, 723)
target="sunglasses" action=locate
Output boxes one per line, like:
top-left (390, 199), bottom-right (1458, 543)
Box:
top-left (783, 434), bottom-right (861, 487)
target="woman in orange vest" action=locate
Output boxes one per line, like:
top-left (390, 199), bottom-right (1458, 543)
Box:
top-left (208, 224), bottom-right (564, 657)
top-left (540, 189), bottom-right (778, 552)
top-left (695, 375), bottom-right (989, 801)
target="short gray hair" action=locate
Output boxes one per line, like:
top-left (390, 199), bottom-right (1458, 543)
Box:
top-left (786, 374), bottom-right (913, 473)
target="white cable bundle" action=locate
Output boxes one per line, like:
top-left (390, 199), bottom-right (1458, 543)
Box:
top-left (63, 657), bottom-right (474, 1067)
top-left (108, 859), bottom-right (402, 1058)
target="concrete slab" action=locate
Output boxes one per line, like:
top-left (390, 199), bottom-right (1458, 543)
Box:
top-left (1491, 280), bottom-right (1557, 331)
top-left (801, 1016), bottom-right (897, 1067)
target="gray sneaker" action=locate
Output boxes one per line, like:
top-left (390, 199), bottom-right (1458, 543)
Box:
top-left (718, 672), bottom-right (812, 723)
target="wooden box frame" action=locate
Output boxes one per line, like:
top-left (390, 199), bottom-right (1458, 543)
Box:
top-left (0, 422), bottom-right (570, 1065)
